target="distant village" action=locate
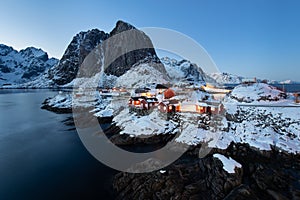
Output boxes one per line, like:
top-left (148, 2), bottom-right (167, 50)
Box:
top-left (98, 82), bottom-right (228, 116)
top-left (96, 77), bottom-right (300, 117)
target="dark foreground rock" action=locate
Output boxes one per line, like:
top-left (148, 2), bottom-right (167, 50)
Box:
top-left (113, 142), bottom-right (300, 200)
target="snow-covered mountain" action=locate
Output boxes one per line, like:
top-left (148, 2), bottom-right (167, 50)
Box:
top-left (0, 44), bottom-right (58, 86)
top-left (161, 57), bottom-right (216, 86)
top-left (209, 72), bottom-right (244, 84)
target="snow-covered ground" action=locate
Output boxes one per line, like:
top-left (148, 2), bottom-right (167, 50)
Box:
top-left (220, 104), bottom-right (300, 153)
top-left (114, 109), bottom-right (178, 136)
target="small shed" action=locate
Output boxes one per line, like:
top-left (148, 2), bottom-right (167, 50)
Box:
top-left (294, 93), bottom-right (300, 103)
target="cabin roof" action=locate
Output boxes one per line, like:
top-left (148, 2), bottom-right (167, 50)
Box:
top-left (135, 87), bottom-right (151, 93)
top-left (160, 99), bottom-right (179, 105)
top-left (130, 96), bottom-right (146, 101)
top-left (155, 84), bottom-right (168, 89)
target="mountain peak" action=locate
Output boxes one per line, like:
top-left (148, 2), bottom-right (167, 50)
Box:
top-left (20, 47), bottom-right (48, 61)
top-left (0, 44), bottom-right (58, 86)
top-left (110, 20), bottom-right (136, 36)
top-left (0, 44), bottom-right (15, 56)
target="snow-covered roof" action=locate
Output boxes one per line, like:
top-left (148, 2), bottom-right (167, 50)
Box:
top-left (144, 98), bottom-right (158, 102)
top-left (197, 102), bottom-right (209, 107)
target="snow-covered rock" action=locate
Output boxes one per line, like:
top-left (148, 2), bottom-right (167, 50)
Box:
top-left (226, 83), bottom-right (287, 103)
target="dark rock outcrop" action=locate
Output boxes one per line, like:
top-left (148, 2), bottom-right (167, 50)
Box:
top-left (112, 138), bottom-right (300, 200)
top-left (113, 151), bottom-right (243, 200)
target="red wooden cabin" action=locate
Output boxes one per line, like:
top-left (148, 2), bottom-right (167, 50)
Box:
top-left (195, 102), bottom-right (224, 114)
top-left (128, 97), bottom-right (145, 108)
top-left (140, 97), bottom-right (159, 110)
top-left (158, 100), bottom-right (181, 113)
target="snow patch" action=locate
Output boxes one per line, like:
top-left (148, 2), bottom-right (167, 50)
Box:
top-left (213, 154), bottom-right (241, 173)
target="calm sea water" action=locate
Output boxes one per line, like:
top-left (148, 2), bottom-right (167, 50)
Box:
top-left (0, 90), bottom-right (117, 200)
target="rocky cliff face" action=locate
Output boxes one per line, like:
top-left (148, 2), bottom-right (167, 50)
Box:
top-left (103, 20), bottom-right (159, 77)
top-left (49, 20), bottom-right (162, 85)
top-left (48, 29), bottom-right (109, 85)
top-left (0, 44), bottom-right (58, 85)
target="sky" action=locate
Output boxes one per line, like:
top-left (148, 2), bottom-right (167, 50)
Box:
top-left (0, 0), bottom-right (299, 81)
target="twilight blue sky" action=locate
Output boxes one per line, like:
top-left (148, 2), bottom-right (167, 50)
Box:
top-left (0, 0), bottom-right (299, 81)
